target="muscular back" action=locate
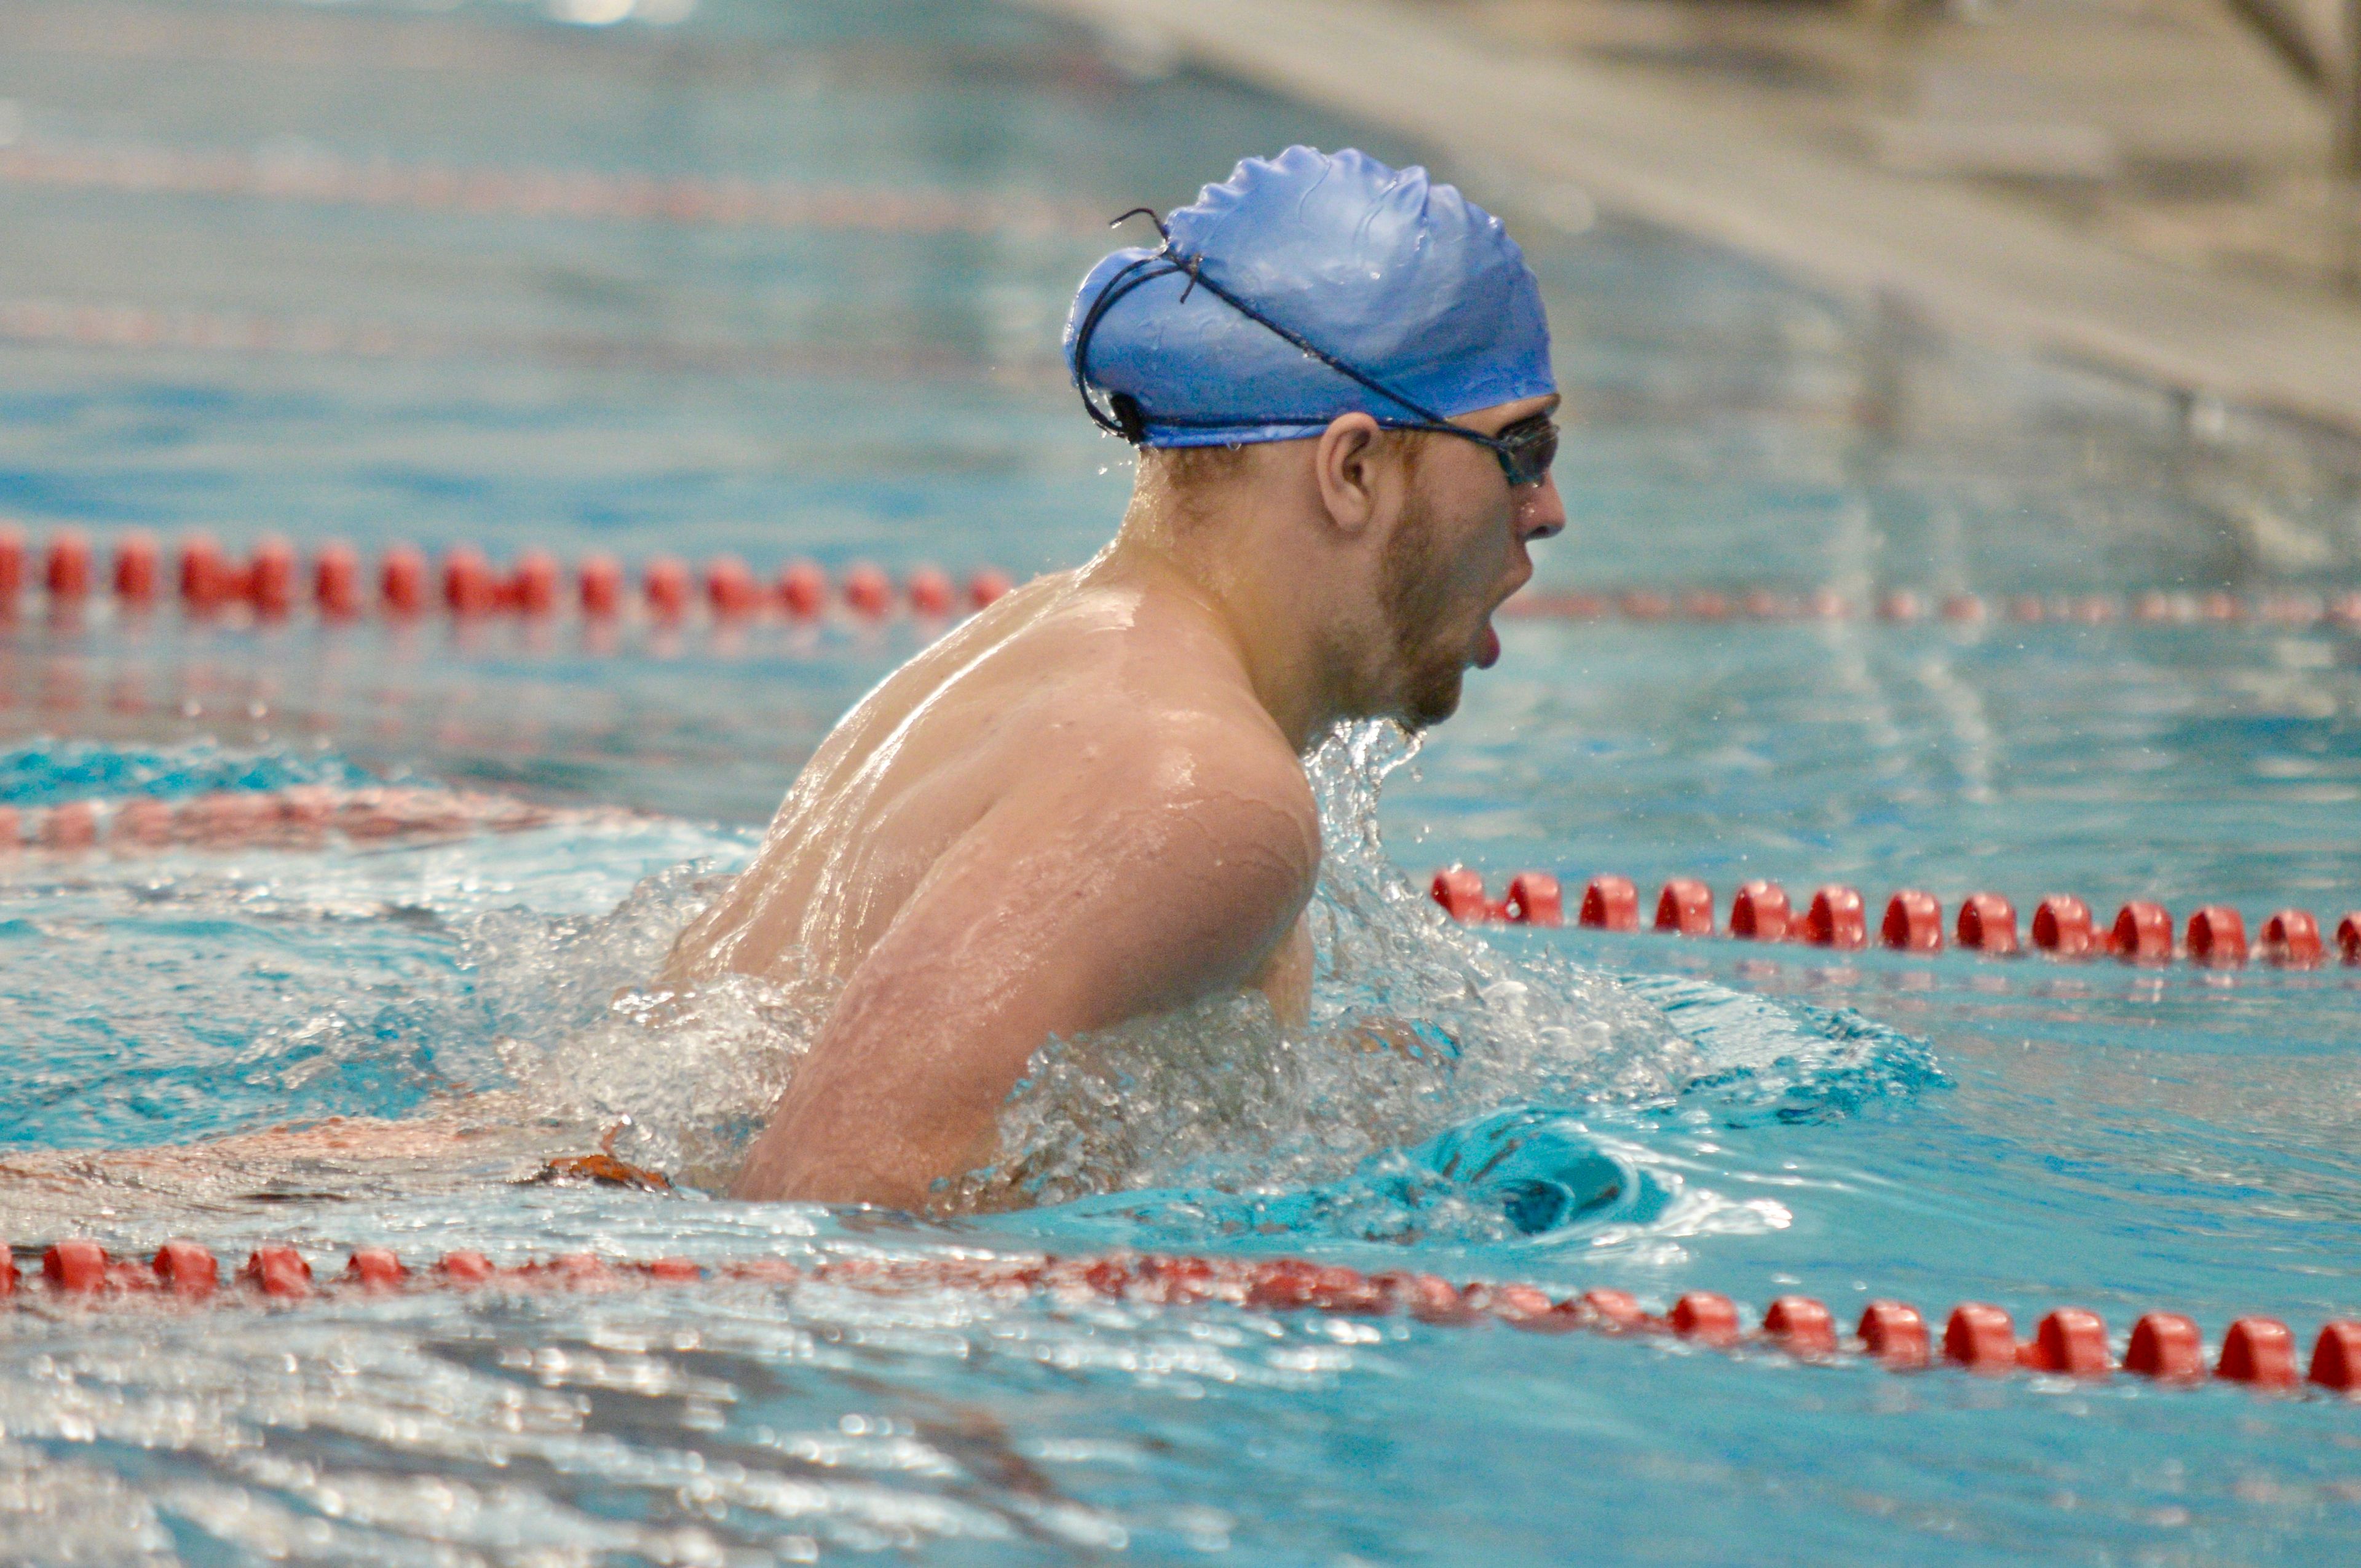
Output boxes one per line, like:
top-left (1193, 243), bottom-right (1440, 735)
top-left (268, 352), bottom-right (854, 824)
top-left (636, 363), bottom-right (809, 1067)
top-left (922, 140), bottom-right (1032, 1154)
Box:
top-left (661, 561), bottom-right (1321, 1208)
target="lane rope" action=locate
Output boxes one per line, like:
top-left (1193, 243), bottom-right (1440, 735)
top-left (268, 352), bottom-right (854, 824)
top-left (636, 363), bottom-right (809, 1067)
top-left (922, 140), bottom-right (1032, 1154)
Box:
top-left (2, 529), bottom-right (2355, 632)
top-left (1501, 585), bottom-right (2361, 629)
top-left (14, 780), bottom-right (2345, 970)
top-left (0, 528), bottom-right (1011, 627)
top-left (11, 799), bottom-right (2349, 1392)
top-left (9, 1238), bottom-right (2358, 1398)
top-left (0, 295), bottom-right (1055, 380)
top-left (1429, 868), bottom-right (2361, 970)
top-left (0, 785), bottom-right (632, 857)
top-left (0, 139), bottom-right (1102, 239)
top-left (11, 533), bottom-right (2352, 959)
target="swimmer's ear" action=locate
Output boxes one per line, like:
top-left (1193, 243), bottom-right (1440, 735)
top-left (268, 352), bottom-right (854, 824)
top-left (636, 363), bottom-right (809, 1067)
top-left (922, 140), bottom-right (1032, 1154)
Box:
top-left (1311, 411), bottom-right (1391, 536)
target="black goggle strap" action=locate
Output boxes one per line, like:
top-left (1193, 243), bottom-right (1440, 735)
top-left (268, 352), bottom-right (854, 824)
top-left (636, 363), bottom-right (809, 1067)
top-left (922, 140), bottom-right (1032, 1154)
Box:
top-left (1162, 254), bottom-right (1457, 430)
top-left (1072, 206), bottom-right (1471, 446)
top-left (1069, 250), bottom-right (1174, 441)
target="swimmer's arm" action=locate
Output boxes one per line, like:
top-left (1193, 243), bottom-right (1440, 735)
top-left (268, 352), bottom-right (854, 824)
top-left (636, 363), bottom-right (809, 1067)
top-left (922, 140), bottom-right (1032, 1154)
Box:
top-left (1251, 914), bottom-right (1314, 1030)
top-left (730, 746), bottom-right (1319, 1210)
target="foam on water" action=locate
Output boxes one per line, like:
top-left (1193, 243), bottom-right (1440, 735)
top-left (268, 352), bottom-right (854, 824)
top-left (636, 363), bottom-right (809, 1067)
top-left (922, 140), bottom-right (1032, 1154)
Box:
top-left (955, 723), bottom-right (1944, 1241)
top-left (471, 865), bottom-right (837, 1189)
top-left (0, 729), bottom-right (1939, 1252)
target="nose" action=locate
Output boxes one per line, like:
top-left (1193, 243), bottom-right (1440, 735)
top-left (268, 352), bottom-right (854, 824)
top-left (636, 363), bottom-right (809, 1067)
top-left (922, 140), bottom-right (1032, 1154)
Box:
top-left (1516, 473), bottom-right (1567, 542)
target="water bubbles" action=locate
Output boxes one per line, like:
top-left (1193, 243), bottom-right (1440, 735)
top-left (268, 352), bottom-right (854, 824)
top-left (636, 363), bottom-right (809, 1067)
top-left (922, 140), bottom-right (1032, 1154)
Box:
top-left (954, 721), bottom-right (1940, 1242)
top-left (465, 861), bottom-right (832, 1187)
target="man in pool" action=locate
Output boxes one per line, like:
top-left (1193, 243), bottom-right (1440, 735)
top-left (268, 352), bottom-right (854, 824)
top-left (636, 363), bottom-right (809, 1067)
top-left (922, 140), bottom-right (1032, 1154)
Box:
top-left (657, 146), bottom-right (1566, 1210)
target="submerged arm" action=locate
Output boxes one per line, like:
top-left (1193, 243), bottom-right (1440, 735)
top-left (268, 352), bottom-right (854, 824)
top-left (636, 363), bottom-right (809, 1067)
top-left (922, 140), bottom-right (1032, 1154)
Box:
top-left (729, 743), bottom-right (1319, 1210)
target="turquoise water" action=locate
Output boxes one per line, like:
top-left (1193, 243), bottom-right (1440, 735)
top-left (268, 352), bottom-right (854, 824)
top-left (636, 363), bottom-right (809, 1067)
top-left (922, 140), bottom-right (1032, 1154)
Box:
top-left (4, 0), bottom-right (2361, 1562)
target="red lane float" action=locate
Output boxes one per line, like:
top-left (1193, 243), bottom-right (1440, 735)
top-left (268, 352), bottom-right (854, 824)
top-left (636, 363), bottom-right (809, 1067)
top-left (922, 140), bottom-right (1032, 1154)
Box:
top-left (1944, 1303), bottom-right (2019, 1372)
top-left (441, 547), bottom-right (497, 617)
top-left (1433, 871), bottom-right (2361, 970)
top-left (250, 539), bottom-right (298, 617)
top-left (1672, 1291), bottom-right (1741, 1344)
top-left (2218, 1318), bottom-right (2300, 1387)
top-left (510, 550), bottom-right (561, 616)
top-left (1859, 1301), bottom-right (1930, 1368)
top-left (42, 1239), bottom-right (108, 1293)
top-left (704, 556), bottom-right (763, 620)
top-left (1956, 893), bottom-right (2019, 955)
top-left (2030, 1308), bottom-right (2111, 1376)
top-left (643, 556), bottom-right (692, 621)
top-left (380, 546), bottom-right (429, 617)
top-left (44, 530), bottom-right (92, 602)
top-left (906, 565), bottom-right (955, 618)
top-left (777, 560), bottom-right (828, 618)
top-left (1763, 1295), bottom-right (1837, 1355)
top-left (1654, 878), bottom-right (1714, 936)
top-left (1881, 890), bottom-right (1943, 952)
top-left (1501, 872), bottom-right (1563, 927)
top-left (313, 543), bottom-right (362, 618)
top-left (2127, 1313), bottom-right (2205, 1380)
top-left (1580, 874), bottom-right (1640, 932)
top-left (968, 567), bottom-right (1014, 609)
top-left (2261, 909), bottom-right (2323, 964)
top-left (114, 532), bottom-right (162, 604)
top-left (12, 1239), bottom-right (2356, 1400)
top-left (1429, 867), bottom-right (1492, 924)
top-left (2033, 895), bottom-right (2100, 957)
top-left (2113, 901), bottom-right (2174, 964)
top-left (347, 1248), bottom-right (406, 1289)
top-left (1729, 881), bottom-right (1790, 941)
top-left (438, 1251), bottom-right (496, 1285)
top-left (241, 1246), bottom-right (313, 1299)
top-left (2186, 906), bottom-right (2247, 966)
top-left (2313, 1323), bottom-right (2361, 1389)
top-left (154, 1239), bottom-right (218, 1297)
top-left (842, 563), bottom-right (894, 619)
top-left (1803, 885), bottom-right (1866, 949)
top-left (578, 553), bottom-right (625, 618)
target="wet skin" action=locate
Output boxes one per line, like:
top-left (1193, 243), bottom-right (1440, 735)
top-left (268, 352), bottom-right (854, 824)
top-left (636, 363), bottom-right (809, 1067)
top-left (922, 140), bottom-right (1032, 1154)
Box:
top-left (663, 395), bottom-right (1566, 1211)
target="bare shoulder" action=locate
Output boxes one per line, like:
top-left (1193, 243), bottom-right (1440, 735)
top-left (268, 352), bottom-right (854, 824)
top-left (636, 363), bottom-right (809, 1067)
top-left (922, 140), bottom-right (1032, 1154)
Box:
top-left (962, 579), bottom-right (1317, 845)
top-left (1046, 676), bottom-right (1319, 871)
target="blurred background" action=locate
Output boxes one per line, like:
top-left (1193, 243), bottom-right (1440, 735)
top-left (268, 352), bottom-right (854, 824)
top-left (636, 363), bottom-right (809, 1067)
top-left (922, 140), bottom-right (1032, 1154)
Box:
top-left (1441, 0), bottom-right (2361, 295)
top-left (1, 0), bottom-right (2356, 842)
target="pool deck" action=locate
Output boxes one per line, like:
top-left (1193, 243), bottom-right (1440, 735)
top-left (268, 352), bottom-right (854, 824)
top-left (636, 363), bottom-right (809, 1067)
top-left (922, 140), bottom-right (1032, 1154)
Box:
top-left (1020, 0), bottom-right (2361, 440)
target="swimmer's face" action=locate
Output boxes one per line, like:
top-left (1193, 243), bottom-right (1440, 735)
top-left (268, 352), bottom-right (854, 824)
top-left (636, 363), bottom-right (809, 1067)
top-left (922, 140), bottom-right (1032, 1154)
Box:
top-left (1377, 394), bottom-right (1566, 727)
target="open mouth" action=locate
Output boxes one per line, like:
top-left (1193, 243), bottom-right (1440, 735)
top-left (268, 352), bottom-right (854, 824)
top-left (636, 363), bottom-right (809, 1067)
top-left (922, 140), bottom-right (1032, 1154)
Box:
top-left (1474, 579), bottom-right (1524, 670)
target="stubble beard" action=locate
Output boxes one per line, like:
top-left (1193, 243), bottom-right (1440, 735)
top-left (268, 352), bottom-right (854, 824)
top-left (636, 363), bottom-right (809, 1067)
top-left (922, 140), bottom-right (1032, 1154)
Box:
top-left (1378, 498), bottom-right (1468, 731)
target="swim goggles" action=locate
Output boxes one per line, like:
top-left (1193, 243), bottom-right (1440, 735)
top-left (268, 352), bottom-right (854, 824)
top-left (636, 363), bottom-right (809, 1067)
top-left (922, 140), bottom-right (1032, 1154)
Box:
top-left (1070, 209), bottom-right (1560, 489)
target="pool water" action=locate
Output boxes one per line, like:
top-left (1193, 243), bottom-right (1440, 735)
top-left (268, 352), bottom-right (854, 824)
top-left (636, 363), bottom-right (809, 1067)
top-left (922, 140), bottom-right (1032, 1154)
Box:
top-left (4, 0), bottom-right (2361, 1562)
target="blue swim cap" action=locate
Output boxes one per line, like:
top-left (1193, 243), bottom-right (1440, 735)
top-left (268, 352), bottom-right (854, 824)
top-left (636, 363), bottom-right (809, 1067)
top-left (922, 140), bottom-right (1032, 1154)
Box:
top-left (1064, 146), bottom-right (1554, 448)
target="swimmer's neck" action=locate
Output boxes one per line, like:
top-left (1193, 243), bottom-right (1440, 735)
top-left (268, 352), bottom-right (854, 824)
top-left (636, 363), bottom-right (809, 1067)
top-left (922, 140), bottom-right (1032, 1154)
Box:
top-left (1101, 483), bottom-right (1351, 753)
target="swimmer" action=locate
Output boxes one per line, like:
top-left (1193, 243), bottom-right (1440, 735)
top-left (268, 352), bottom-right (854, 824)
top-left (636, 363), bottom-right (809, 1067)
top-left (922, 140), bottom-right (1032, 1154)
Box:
top-left (661, 146), bottom-right (1566, 1209)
